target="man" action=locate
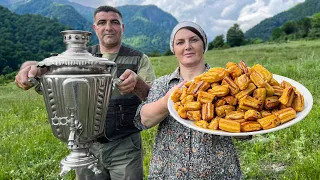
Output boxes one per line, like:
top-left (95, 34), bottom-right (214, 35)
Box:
top-left (15, 5), bottom-right (155, 180)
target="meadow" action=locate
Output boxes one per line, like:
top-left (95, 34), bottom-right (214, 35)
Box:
top-left (0, 40), bottom-right (320, 179)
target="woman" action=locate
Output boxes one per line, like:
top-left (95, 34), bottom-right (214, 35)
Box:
top-left (134, 21), bottom-right (243, 179)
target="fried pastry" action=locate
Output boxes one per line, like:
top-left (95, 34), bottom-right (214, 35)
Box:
top-left (279, 86), bottom-right (295, 106)
top-left (225, 111), bottom-right (245, 120)
top-left (235, 83), bottom-right (256, 100)
top-left (201, 103), bottom-right (214, 121)
top-left (222, 76), bottom-right (240, 95)
top-left (272, 86), bottom-right (284, 96)
top-left (251, 64), bottom-right (272, 82)
top-left (274, 107), bottom-right (296, 124)
top-left (238, 60), bottom-right (250, 76)
top-left (195, 120), bottom-right (209, 128)
top-left (201, 71), bottom-right (221, 83)
top-left (197, 91), bottom-right (215, 104)
top-left (264, 96), bottom-right (279, 110)
top-left (215, 105), bottom-right (235, 117)
top-left (235, 74), bottom-right (250, 90)
top-left (226, 62), bottom-right (243, 78)
top-left (257, 114), bottom-right (280, 130)
top-left (184, 101), bottom-right (201, 111)
top-left (244, 110), bottom-right (261, 121)
top-left (214, 99), bottom-right (226, 107)
top-left (239, 95), bottom-right (261, 110)
top-left (219, 119), bottom-right (241, 133)
top-left (292, 92), bottom-right (304, 112)
top-left (180, 87), bottom-right (188, 101)
top-left (250, 70), bottom-right (266, 88)
top-left (208, 117), bottom-right (220, 130)
top-left (240, 121), bottom-right (262, 132)
top-left (223, 95), bottom-right (238, 106)
top-left (174, 102), bottom-right (181, 111)
top-left (178, 106), bottom-right (187, 119)
top-left (171, 88), bottom-right (182, 102)
top-left (253, 88), bottom-right (267, 110)
top-left (187, 110), bottom-right (202, 121)
top-left (269, 77), bottom-right (280, 86)
top-left (208, 85), bottom-right (230, 97)
top-left (208, 67), bottom-right (230, 81)
top-left (181, 95), bottom-right (194, 105)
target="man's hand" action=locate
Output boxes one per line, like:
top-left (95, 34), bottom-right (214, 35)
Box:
top-left (15, 61), bottom-right (45, 90)
top-left (116, 69), bottom-right (138, 94)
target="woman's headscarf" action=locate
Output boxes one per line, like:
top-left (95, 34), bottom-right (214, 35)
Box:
top-left (170, 21), bottom-right (208, 54)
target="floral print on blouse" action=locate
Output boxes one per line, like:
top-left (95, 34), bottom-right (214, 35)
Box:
top-left (135, 64), bottom-right (243, 180)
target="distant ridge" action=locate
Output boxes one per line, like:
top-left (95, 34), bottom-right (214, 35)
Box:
top-left (245, 0), bottom-right (320, 40)
top-left (1, 0), bottom-right (178, 53)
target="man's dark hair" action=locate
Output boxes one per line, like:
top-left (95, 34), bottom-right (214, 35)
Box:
top-left (94, 6), bottom-right (123, 19)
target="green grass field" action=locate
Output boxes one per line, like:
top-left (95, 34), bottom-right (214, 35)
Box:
top-left (1, 40), bottom-right (320, 179)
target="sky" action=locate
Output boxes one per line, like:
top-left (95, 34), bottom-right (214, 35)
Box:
top-left (70, 0), bottom-right (305, 41)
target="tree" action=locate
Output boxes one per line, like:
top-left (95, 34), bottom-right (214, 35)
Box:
top-left (163, 48), bottom-right (173, 56)
top-left (226, 24), bottom-right (244, 47)
top-left (282, 21), bottom-right (297, 35)
top-left (297, 17), bottom-right (312, 38)
top-left (309, 12), bottom-right (320, 39)
top-left (272, 27), bottom-right (285, 40)
top-left (208, 35), bottom-right (225, 50)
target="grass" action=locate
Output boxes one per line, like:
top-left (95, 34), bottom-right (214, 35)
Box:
top-left (1, 39), bottom-right (320, 179)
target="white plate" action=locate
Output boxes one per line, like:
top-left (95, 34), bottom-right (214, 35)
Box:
top-left (168, 74), bottom-right (313, 136)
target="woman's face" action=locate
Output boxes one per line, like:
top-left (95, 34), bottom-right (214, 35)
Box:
top-left (173, 28), bottom-right (204, 67)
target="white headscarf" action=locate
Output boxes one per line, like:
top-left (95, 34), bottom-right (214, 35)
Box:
top-left (170, 21), bottom-right (208, 54)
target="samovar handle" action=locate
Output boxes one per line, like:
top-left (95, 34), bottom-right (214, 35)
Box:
top-left (27, 77), bottom-right (43, 94)
top-left (112, 78), bottom-right (123, 87)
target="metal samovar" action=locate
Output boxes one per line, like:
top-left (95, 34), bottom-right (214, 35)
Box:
top-left (29, 30), bottom-right (117, 176)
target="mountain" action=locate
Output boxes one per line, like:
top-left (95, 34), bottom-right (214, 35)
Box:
top-left (0, 6), bottom-right (68, 75)
top-left (245, 0), bottom-right (320, 41)
top-left (1, 0), bottom-right (178, 54)
top-left (10, 0), bottom-right (91, 33)
top-left (118, 5), bottom-right (178, 54)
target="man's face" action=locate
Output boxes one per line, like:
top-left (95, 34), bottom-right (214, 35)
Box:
top-left (93, 11), bottom-right (124, 49)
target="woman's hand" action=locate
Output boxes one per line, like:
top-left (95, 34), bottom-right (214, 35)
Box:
top-left (163, 80), bottom-right (187, 103)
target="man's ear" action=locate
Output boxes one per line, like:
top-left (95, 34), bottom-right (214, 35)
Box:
top-left (122, 24), bottom-right (125, 35)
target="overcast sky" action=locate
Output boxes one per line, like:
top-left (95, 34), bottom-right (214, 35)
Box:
top-left (70, 0), bottom-right (305, 41)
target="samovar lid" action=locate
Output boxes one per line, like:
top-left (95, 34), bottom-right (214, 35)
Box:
top-left (37, 30), bottom-right (116, 68)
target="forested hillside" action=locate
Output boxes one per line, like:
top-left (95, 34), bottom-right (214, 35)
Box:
top-left (2, 0), bottom-right (178, 54)
top-left (0, 6), bottom-right (67, 75)
top-left (119, 5), bottom-right (178, 54)
top-left (11, 0), bottom-right (94, 40)
top-left (245, 0), bottom-right (320, 40)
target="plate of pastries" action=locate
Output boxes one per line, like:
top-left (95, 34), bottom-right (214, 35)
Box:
top-left (168, 61), bottom-right (313, 136)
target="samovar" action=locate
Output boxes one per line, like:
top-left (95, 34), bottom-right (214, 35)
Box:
top-left (29, 30), bottom-right (117, 176)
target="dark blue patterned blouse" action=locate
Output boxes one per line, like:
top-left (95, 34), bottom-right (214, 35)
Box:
top-left (135, 64), bottom-right (243, 180)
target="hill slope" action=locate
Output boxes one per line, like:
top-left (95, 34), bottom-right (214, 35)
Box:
top-left (245, 0), bottom-right (320, 40)
top-left (0, 6), bottom-right (67, 75)
top-left (119, 5), bottom-right (178, 53)
top-left (2, 0), bottom-right (178, 54)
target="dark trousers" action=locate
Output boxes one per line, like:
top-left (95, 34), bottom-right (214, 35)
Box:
top-left (76, 132), bottom-right (143, 180)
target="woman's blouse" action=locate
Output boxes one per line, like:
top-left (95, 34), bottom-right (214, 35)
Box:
top-left (135, 64), bottom-right (243, 180)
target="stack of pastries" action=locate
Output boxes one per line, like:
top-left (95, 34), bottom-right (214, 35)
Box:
top-left (170, 61), bottom-right (304, 133)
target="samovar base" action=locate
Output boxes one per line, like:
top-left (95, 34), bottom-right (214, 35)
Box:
top-left (59, 148), bottom-right (101, 177)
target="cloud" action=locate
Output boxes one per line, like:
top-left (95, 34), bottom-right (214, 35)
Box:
top-left (70, 0), bottom-right (306, 41)
top-left (238, 0), bottom-right (306, 32)
top-left (221, 4), bottom-right (236, 18)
